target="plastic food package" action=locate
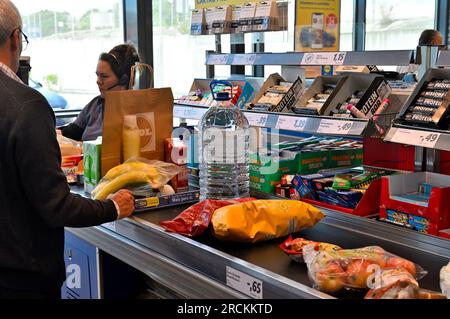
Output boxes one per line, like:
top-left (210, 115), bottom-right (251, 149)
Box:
top-left (365, 281), bottom-right (446, 299)
top-left (303, 245), bottom-right (426, 294)
top-left (57, 134), bottom-right (82, 157)
top-left (160, 198), bottom-right (255, 237)
top-left (440, 262), bottom-right (450, 298)
top-left (279, 236), bottom-right (341, 263)
top-left (211, 200), bottom-right (325, 243)
top-left (92, 158), bottom-right (181, 200)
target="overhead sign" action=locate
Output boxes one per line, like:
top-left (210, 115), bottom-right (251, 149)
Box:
top-left (195, 0), bottom-right (247, 9)
top-left (295, 0), bottom-right (341, 52)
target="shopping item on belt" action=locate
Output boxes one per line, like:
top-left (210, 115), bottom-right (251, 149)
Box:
top-left (211, 200), bottom-right (325, 243)
top-left (160, 198), bottom-right (256, 237)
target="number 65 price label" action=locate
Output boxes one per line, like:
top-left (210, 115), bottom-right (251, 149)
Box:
top-left (226, 266), bottom-right (263, 299)
top-left (394, 128), bottom-right (441, 149)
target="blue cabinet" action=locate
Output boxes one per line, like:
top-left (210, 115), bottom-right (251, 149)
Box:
top-left (62, 231), bottom-right (100, 299)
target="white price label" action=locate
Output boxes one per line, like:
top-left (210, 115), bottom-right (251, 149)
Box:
top-left (207, 54), bottom-right (229, 65)
top-left (104, 222), bottom-right (116, 232)
top-left (245, 112), bottom-right (268, 127)
top-left (275, 116), bottom-right (308, 131)
top-left (232, 54), bottom-right (256, 65)
top-left (317, 119), bottom-right (353, 135)
top-left (301, 52), bottom-right (347, 65)
top-left (393, 128), bottom-right (441, 149)
top-left (226, 266), bottom-right (263, 299)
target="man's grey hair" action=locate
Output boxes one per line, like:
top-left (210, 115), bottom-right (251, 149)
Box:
top-left (0, 0), bottom-right (22, 47)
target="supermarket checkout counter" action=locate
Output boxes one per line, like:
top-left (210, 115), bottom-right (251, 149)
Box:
top-left (67, 186), bottom-right (450, 299)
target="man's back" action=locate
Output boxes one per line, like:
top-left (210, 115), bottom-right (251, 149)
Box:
top-left (0, 71), bottom-right (117, 294)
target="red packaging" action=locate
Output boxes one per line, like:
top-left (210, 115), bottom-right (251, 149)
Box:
top-left (164, 138), bottom-right (189, 192)
top-left (160, 198), bottom-right (255, 237)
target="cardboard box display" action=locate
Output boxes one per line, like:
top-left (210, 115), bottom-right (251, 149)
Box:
top-left (178, 78), bottom-right (261, 108)
top-left (204, 8), bottom-right (216, 35)
top-left (238, 2), bottom-right (257, 33)
top-left (212, 6), bottom-right (232, 34)
top-left (294, 75), bottom-right (347, 115)
top-left (190, 9), bottom-right (205, 35)
top-left (380, 172), bottom-right (450, 235)
top-left (230, 5), bottom-right (242, 33)
top-left (249, 73), bottom-right (303, 113)
top-left (396, 68), bottom-right (450, 130)
top-left (322, 73), bottom-right (391, 117)
top-left (252, 0), bottom-right (279, 32)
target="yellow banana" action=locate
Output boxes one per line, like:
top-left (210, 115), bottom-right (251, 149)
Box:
top-left (103, 162), bottom-right (159, 181)
top-left (93, 171), bottom-right (151, 200)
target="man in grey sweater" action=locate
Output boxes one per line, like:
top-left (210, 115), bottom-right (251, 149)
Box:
top-left (0, 0), bottom-right (135, 298)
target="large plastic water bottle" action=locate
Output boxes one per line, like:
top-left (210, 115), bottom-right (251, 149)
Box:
top-left (198, 80), bottom-right (250, 200)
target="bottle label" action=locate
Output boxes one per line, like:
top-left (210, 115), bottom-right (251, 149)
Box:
top-left (200, 128), bottom-right (248, 164)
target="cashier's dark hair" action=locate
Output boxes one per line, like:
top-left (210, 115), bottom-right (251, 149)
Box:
top-left (99, 44), bottom-right (140, 89)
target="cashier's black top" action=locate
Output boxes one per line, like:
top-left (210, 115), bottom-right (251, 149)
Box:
top-left (0, 71), bottom-right (118, 294)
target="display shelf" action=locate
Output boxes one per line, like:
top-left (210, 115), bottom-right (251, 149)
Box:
top-left (205, 50), bottom-right (414, 66)
top-left (174, 102), bottom-right (369, 137)
top-left (384, 125), bottom-right (450, 152)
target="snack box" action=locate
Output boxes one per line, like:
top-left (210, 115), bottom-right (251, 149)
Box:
top-left (380, 172), bottom-right (450, 235)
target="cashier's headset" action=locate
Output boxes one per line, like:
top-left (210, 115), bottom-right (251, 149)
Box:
top-left (100, 45), bottom-right (141, 90)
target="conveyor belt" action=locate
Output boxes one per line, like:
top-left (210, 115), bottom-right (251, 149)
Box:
top-left (68, 186), bottom-right (450, 299)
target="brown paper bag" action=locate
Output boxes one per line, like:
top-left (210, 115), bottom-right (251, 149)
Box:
top-left (101, 87), bottom-right (173, 176)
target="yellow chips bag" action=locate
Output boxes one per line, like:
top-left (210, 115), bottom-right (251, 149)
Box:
top-left (211, 200), bottom-right (325, 243)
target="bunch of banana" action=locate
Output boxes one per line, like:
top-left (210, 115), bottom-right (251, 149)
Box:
top-left (92, 161), bottom-right (177, 200)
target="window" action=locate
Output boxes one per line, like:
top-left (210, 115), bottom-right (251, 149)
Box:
top-left (340, 0), bottom-right (354, 51)
top-left (365, 0), bottom-right (435, 50)
top-left (12, 0), bottom-right (124, 110)
top-left (152, 0), bottom-right (217, 97)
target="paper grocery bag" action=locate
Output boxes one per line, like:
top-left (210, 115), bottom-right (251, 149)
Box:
top-left (101, 87), bottom-right (173, 177)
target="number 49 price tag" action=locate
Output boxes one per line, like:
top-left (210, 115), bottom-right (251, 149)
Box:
top-left (317, 119), bottom-right (353, 135)
top-left (226, 266), bottom-right (263, 299)
top-left (394, 128), bottom-right (441, 148)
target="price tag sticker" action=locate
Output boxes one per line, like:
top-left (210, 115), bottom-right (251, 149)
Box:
top-left (245, 112), bottom-right (268, 127)
top-left (301, 52), bottom-right (347, 65)
top-left (393, 128), bottom-right (441, 149)
top-left (232, 54), bottom-right (256, 65)
top-left (317, 119), bottom-right (353, 135)
top-left (226, 266), bottom-right (263, 299)
top-left (207, 54), bottom-right (229, 65)
top-left (275, 116), bottom-right (308, 131)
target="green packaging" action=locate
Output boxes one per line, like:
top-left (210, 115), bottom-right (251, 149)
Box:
top-left (83, 137), bottom-right (102, 194)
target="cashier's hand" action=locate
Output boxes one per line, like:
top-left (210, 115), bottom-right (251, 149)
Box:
top-left (108, 189), bottom-right (135, 220)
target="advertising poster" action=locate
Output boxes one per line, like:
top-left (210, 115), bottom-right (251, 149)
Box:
top-left (295, 0), bottom-right (340, 52)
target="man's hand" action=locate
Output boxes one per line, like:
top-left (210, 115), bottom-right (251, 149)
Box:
top-left (108, 189), bottom-right (135, 219)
